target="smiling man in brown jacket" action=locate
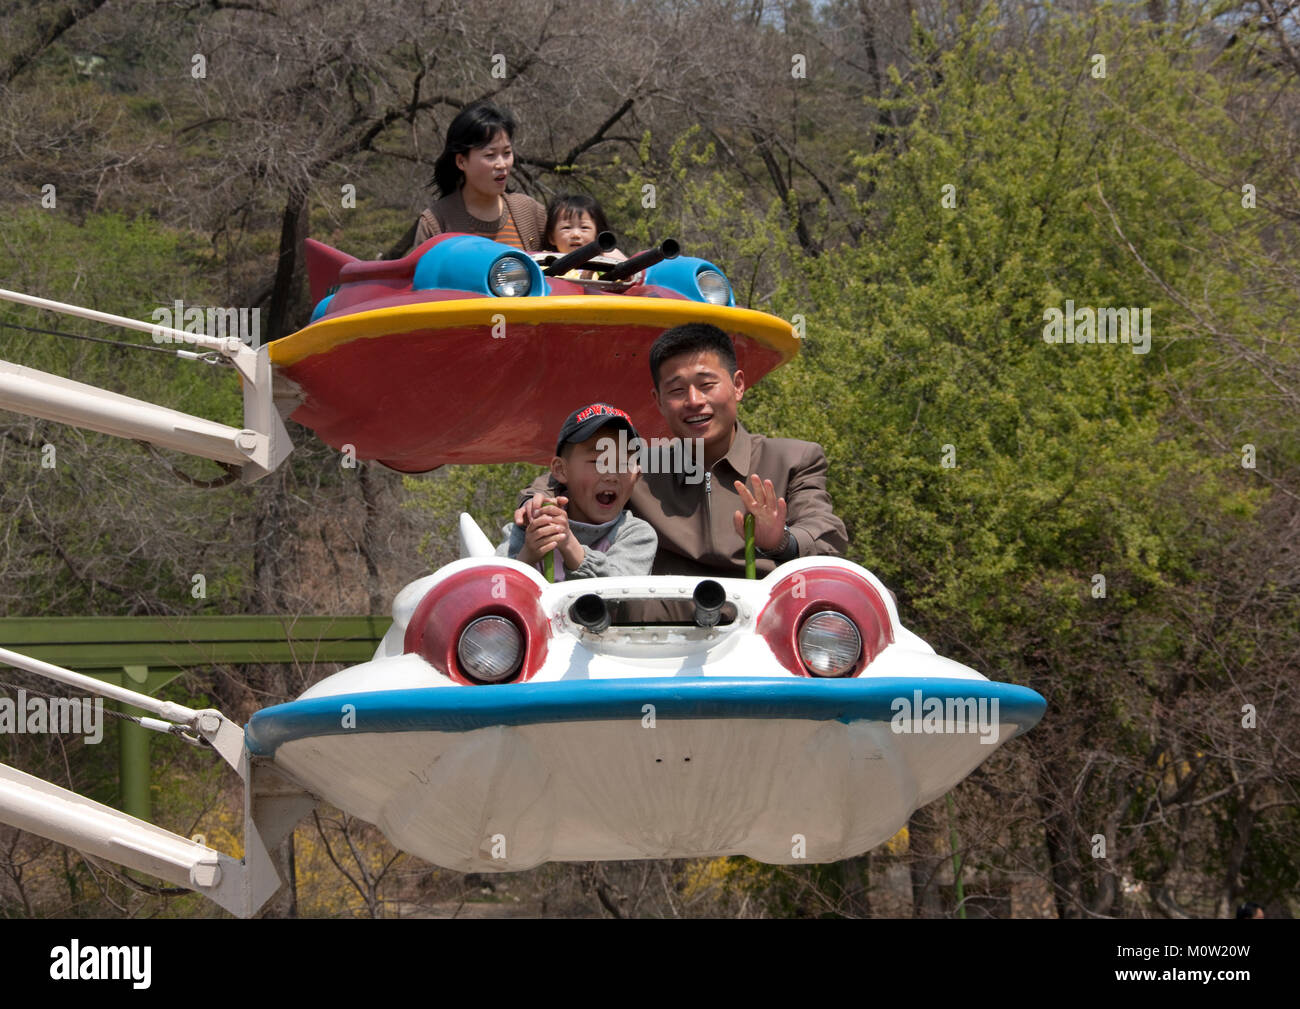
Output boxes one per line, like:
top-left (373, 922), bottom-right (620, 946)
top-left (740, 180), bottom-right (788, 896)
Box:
top-left (517, 323), bottom-right (848, 578)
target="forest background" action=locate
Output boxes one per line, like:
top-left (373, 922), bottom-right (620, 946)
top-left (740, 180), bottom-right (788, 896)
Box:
top-left (0, 0), bottom-right (1297, 918)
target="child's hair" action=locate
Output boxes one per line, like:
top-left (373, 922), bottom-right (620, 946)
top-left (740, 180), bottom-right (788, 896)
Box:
top-left (543, 194), bottom-right (612, 251)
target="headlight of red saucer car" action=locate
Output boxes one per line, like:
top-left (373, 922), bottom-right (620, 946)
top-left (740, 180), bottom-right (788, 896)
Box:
top-left (797, 611), bottom-right (862, 677)
top-left (488, 255), bottom-right (533, 297)
top-left (695, 269), bottom-right (731, 305)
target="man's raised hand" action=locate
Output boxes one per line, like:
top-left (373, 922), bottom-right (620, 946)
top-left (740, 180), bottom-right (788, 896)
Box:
top-left (733, 474), bottom-right (787, 552)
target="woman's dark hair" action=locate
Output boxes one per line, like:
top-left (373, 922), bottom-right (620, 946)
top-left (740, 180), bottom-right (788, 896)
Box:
top-left (543, 194), bottom-right (612, 251)
top-left (431, 102), bottom-right (516, 198)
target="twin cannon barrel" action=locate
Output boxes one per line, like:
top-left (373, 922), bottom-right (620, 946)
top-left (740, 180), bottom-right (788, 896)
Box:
top-left (542, 231), bottom-right (681, 280)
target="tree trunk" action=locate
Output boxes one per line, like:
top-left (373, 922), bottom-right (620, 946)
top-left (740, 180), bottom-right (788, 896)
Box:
top-left (835, 853), bottom-right (872, 917)
top-left (358, 462), bottom-right (385, 615)
top-left (909, 802), bottom-right (947, 917)
top-left (1035, 759), bottom-right (1082, 919)
top-left (265, 189), bottom-right (310, 342)
top-left (1219, 785), bottom-right (1258, 918)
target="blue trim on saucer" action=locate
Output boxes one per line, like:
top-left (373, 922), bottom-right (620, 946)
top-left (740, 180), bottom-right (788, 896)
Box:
top-left (245, 677), bottom-right (1045, 757)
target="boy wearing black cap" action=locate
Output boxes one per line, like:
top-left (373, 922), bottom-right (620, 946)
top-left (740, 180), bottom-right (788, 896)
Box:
top-left (496, 403), bottom-right (658, 579)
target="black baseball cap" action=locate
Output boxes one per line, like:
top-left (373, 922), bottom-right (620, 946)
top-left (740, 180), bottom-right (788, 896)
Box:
top-left (555, 403), bottom-right (639, 455)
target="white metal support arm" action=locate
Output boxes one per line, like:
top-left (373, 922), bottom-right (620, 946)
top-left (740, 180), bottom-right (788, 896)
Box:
top-left (0, 288), bottom-right (292, 481)
top-left (0, 645), bottom-right (312, 917)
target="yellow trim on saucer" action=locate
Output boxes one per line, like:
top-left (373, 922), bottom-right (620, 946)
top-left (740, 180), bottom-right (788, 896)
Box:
top-left (269, 297), bottom-right (798, 367)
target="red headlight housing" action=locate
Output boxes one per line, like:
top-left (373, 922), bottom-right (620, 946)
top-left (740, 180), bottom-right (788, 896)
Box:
top-left (403, 566), bottom-right (550, 684)
top-left (757, 567), bottom-right (893, 677)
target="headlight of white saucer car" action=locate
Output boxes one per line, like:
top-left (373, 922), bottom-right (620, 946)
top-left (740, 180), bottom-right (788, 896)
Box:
top-left (457, 616), bottom-right (524, 683)
top-left (489, 256), bottom-right (533, 297)
top-left (797, 611), bottom-right (862, 676)
top-left (695, 269), bottom-right (730, 305)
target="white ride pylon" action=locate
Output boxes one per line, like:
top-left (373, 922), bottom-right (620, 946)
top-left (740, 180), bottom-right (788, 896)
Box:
top-left (0, 287), bottom-right (304, 915)
top-left (0, 646), bottom-right (313, 917)
top-left (0, 288), bottom-right (292, 480)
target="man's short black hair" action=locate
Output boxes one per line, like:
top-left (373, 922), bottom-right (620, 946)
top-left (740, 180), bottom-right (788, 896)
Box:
top-left (1236, 902), bottom-right (1264, 918)
top-left (649, 323), bottom-right (739, 389)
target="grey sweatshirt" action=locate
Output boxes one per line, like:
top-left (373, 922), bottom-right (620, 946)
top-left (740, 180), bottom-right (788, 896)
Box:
top-left (496, 509), bottom-right (658, 579)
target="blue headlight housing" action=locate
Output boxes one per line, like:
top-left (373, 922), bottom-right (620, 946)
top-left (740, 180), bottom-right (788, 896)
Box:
top-left (309, 292), bottom-right (335, 323)
top-left (642, 257), bottom-right (735, 306)
top-left (413, 235), bottom-right (548, 297)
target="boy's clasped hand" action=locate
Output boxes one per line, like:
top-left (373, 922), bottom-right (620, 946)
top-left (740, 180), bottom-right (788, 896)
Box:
top-left (516, 496), bottom-right (581, 570)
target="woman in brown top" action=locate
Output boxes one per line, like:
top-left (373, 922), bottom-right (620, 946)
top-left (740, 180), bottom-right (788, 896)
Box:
top-left (411, 102), bottom-right (546, 253)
